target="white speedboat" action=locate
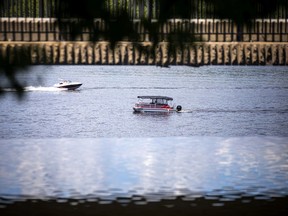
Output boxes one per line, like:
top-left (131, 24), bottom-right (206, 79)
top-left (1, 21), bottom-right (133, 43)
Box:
top-left (54, 80), bottom-right (82, 90)
top-left (133, 96), bottom-right (182, 113)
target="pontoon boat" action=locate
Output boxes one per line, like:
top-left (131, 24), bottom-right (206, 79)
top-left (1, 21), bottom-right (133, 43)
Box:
top-left (133, 96), bottom-right (182, 113)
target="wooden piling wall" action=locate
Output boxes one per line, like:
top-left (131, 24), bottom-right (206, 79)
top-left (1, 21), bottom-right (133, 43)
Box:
top-left (1, 41), bottom-right (287, 66)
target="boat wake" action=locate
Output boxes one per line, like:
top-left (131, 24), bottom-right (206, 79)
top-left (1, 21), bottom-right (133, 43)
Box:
top-left (2, 86), bottom-right (68, 92)
top-left (24, 86), bottom-right (68, 92)
top-left (177, 109), bottom-right (193, 113)
top-left (177, 108), bottom-right (288, 114)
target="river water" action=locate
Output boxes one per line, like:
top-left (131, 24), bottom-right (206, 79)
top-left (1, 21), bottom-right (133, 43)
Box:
top-left (0, 66), bottom-right (288, 205)
top-left (1, 65), bottom-right (288, 138)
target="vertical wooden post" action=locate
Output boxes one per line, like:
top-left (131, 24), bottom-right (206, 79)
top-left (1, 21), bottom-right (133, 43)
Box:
top-left (223, 21), bottom-right (226, 42)
top-left (29, 21), bottom-right (32, 41)
top-left (37, 21), bottom-right (41, 41)
top-left (285, 44), bottom-right (288, 65)
top-left (20, 20), bottom-right (24, 41)
top-left (216, 22), bottom-right (219, 42)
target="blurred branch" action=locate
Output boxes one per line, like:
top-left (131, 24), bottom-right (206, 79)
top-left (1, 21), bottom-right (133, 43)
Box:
top-left (0, 45), bottom-right (31, 99)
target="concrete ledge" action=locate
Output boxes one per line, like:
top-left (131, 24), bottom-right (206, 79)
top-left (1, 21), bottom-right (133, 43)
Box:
top-left (1, 41), bottom-right (287, 66)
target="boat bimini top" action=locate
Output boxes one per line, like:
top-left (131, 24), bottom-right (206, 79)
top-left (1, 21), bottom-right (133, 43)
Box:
top-left (137, 96), bottom-right (173, 101)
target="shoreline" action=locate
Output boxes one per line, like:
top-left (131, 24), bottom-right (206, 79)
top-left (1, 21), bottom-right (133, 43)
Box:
top-left (1, 41), bottom-right (288, 66)
top-left (1, 195), bottom-right (288, 216)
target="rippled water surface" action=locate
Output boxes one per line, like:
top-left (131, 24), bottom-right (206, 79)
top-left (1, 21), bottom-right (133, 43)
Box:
top-left (0, 137), bottom-right (288, 201)
top-left (1, 65), bottom-right (288, 138)
top-left (0, 65), bottom-right (288, 207)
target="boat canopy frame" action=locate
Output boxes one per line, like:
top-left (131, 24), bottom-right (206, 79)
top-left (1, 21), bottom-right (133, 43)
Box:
top-left (137, 96), bottom-right (173, 101)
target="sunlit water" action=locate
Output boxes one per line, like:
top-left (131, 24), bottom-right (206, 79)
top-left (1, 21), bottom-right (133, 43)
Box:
top-left (0, 137), bottom-right (288, 202)
top-left (0, 66), bottom-right (288, 205)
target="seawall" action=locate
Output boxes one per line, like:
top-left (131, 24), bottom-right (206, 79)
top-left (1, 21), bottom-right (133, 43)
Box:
top-left (1, 41), bottom-right (288, 66)
top-left (1, 18), bottom-right (288, 43)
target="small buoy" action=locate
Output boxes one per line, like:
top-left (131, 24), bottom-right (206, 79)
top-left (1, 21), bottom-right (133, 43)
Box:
top-left (176, 105), bottom-right (182, 112)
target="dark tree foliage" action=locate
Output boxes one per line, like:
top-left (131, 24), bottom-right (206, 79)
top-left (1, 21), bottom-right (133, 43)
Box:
top-left (55, 0), bottom-right (139, 47)
top-left (0, 0), bottom-right (287, 98)
top-left (205, 0), bottom-right (287, 23)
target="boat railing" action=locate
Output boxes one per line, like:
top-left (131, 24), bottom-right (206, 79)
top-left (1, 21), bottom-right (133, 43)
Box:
top-left (136, 102), bottom-right (172, 109)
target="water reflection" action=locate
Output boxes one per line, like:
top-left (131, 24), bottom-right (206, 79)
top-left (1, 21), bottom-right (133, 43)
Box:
top-left (0, 137), bottom-right (288, 201)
